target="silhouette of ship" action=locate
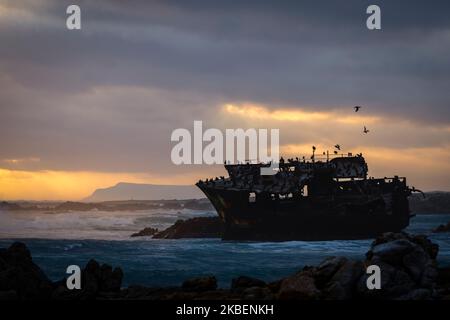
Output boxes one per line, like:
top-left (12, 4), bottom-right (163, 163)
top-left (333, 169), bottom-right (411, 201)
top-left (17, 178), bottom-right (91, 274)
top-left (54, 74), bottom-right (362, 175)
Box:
top-left (196, 153), bottom-right (415, 241)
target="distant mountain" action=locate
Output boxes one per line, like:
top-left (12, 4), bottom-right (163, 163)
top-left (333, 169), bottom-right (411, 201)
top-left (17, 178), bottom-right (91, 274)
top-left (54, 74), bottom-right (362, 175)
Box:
top-left (409, 192), bottom-right (450, 214)
top-left (83, 182), bottom-right (204, 202)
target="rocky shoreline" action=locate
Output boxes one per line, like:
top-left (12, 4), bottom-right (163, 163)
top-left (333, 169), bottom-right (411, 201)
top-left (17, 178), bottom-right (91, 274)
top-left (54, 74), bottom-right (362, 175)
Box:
top-left (1, 232), bottom-right (450, 300)
top-left (152, 217), bottom-right (223, 239)
top-left (433, 221), bottom-right (450, 233)
top-left (133, 216), bottom-right (450, 239)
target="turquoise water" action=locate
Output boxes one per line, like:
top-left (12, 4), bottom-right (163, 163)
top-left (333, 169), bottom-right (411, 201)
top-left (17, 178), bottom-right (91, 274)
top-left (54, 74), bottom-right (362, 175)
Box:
top-left (0, 213), bottom-right (449, 288)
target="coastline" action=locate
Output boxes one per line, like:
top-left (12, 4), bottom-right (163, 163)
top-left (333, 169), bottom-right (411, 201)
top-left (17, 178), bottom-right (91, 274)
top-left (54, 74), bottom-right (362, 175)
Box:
top-left (1, 232), bottom-right (449, 300)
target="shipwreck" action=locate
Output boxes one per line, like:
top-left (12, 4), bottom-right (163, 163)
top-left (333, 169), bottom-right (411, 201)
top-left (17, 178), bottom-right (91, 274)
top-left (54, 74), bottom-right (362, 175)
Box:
top-left (196, 153), bottom-right (416, 241)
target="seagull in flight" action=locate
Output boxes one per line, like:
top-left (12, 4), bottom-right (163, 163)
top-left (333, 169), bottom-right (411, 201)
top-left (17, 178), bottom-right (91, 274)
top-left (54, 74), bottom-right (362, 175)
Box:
top-left (334, 144), bottom-right (341, 150)
top-left (363, 126), bottom-right (370, 134)
top-left (354, 106), bottom-right (362, 112)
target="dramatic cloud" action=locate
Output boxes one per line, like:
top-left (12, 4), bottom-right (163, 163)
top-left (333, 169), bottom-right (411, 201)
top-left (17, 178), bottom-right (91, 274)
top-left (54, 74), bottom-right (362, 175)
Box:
top-left (0, 0), bottom-right (449, 199)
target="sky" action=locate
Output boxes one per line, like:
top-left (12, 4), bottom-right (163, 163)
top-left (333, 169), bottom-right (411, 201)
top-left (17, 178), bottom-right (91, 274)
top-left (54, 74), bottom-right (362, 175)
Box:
top-left (0, 0), bottom-right (449, 200)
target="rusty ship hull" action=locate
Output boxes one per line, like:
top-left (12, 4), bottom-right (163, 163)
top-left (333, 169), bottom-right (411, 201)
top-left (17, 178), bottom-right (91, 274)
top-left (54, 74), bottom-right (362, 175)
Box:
top-left (196, 156), bottom-right (413, 241)
top-left (198, 180), bottom-right (411, 241)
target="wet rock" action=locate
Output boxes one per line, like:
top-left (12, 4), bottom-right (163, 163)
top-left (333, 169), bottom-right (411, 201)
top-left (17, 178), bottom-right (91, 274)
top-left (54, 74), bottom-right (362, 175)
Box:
top-left (368, 232), bottom-right (438, 261)
top-left (402, 245), bottom-right (429, 282)
top-left (0, 290), bottom-right (18, 300)
top-left (278, 270), bottom-right (320, 300)
top-left (231, 276), bottom-right (266, 292)
top-left (357, 233), bottom-right (440, 300)
top-left (131, 227), bottom-right (159, 237)
top-left (411, 234), bottom-right (439, 259)
top-left (420, 263), bottom-right (438, 289)
top-left (396, 288), bottom-right (432, 300)
top-left (370, 239), bottom-right (415, 265)
top-left (52, 259), bottom-right (123, 300)
top-left (0, 233), bottom-right (445, 301)
top-left (267, 279), bottom-right (282, 293)
top-left (432, 221), bottom-right (450, 233)
top-left (0, 242), bottom-right (53, 300)
top-left (314, 256), bottom-right (348, 287)
top-left (153, 217), bottom-right (224, 239)
top-left (242, 286), bottom-right (274, 300)
top-left (323, 260), bottom-right (364, 300)
top-left (182, 276), bottom-right (217, 292)
top-left (356, 262), bottom-right (416, 299)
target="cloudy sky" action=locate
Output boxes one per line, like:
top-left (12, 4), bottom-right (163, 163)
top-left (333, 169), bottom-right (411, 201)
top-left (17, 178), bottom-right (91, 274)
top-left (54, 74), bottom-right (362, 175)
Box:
top-left (0, 0), bottom-right (449, 200)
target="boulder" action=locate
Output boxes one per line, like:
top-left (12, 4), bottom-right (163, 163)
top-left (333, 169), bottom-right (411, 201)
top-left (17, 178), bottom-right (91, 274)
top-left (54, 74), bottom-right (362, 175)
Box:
top-left (396, 288), bottom-right (432, 300)
top-left (182, 276), bottom-right (217, 292)
top-left (52, 259), bottom-right (123, 300)
top-left (432, 221), bottom-right (450, 233)
top-left (153, 217), bottom-right (223, 239)
top-left (368, 232), bottom-right (438, 260)
top-left (130, 227), bottom-right (159, 237)
top-left (278, 270), bottom-right (320, 300)
top-left (356, 262), bottom-right (416, 299)
top-left (0, 242), bottom-right (53, 300)
top-left (314, 256), bottom-right (348, 288)
top-left (323, 260), bottom-right (364, 300)
top-left (241, 286), bottom-right (274, 300)
top-left (410, 234), bottom-right (439, 259)
top-left (402, 245), bottom-right (430, 282)
top-left (231, 276), bottom-right (266, 292)
top-left (370, 239), bottom-right (415, 265)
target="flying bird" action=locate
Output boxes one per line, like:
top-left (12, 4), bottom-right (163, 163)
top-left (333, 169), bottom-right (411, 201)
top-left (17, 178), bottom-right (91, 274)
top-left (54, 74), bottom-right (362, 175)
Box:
top-left (363, 126), bottom-right (370, 134)
top-left (334, 144), bottom-right (341, 150)
top-left (354, 106), bottom-right (362, 112)
top-left (334, 150), bottom-right (338, 155)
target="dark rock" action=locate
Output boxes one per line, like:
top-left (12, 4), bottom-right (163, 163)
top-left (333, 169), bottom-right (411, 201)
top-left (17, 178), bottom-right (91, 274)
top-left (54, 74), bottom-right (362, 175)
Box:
top-left (0, 232), bottom-right (445, 301)
top-left (241, 286), bottom-right (274, 300)
top-left (130, 227), bottom-right (159, 237)
top-left (411, 234), bottom-right (439, 259)
top-left (356, 262), bottom-right (416, 299)
top-left (358, 233), bottom-right (440, 300)
top-left (182, 276), bottom-right (217, 292)
top-left (314, 256), bottom-right (348, 288)
top-left (0, 242), bottom-right (53, 300)
top-left (267, 279), bottom-right (282, 293)
top-left (396, 288), bottom-right (432, 300)
top-left (278, 270), bottom-right (320, 300)
top-left (402, 245), bottom-right (429, 282)
top-left (432, 221), bottom-right (450, 233)
top-left (438, 267), bottom-right (450, 287)
top-left (52, 259), bottom-right (123, 300)
top-left (231, 276), bottom-right (266, 292)
top-left (368, 232), bottom-right (439, 261)
top-left (370, 239), bottom-right (415, 265)
top-left (0, 290), bottom-right (18, 300)
top-left (323, 260), bottom-right (364, 300)
top-left (153, 217), bottom-right (224, 239)
top-left (420, 263), bottom-right (439, 289)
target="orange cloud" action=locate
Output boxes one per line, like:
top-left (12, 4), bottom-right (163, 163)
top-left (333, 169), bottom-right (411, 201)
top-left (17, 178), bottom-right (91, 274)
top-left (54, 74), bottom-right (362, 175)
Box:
top-left (223, 103), bottom-right (380, 125)
top-left (280, 144), bottom-right (450, 191)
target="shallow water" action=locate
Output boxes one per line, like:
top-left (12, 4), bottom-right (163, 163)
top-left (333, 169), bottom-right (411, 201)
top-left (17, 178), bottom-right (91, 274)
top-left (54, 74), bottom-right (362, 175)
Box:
top-left (0, 210), bottom-right (449, 288)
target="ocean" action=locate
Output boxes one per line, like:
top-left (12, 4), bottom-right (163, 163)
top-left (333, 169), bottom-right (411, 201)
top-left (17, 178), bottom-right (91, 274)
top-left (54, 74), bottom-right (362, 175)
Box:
top-left (0, 209), bottom-right (449, 288)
